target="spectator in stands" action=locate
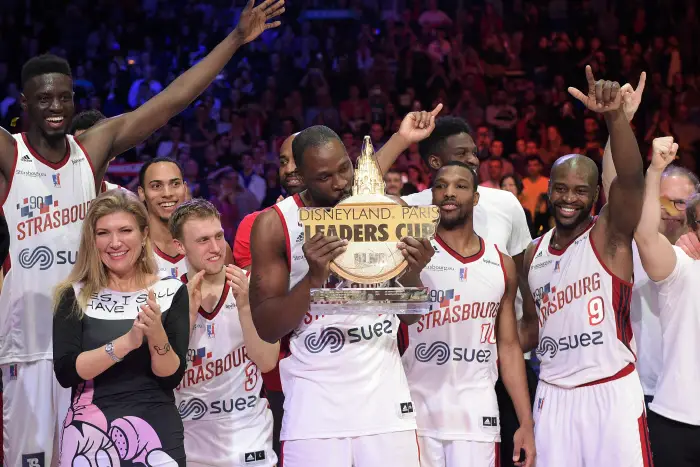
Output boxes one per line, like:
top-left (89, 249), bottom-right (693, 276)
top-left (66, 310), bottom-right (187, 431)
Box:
top-left (521, 155), bottom-right (549, 218)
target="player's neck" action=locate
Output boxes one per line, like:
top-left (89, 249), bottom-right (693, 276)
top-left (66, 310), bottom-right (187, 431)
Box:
top-left (25, 127), bottom-right (67, 163)
top-left (202, 267), bottom-right (226, 287)
top-left (552, 216), bottom-right (594, 248)
top-left (437, 220), bottom-right (480, 256)
top-left (148, 216), bottom-right (178, 256)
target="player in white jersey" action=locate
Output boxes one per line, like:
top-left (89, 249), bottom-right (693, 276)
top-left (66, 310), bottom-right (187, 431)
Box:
top-left (168, 199), bottom-right (279, 466)
top-left (519, 67), bottom-right (651, 467)
top-left (0, 3), bottom-right (284, 463)
top-left (138, 157), bottom-right (233, 279)
top-left (402, 161), bottom-right (536, 467)
top-left (632, 137), bottom-right (700, 467)
top-left (249, 125), bottom-right (435, 467)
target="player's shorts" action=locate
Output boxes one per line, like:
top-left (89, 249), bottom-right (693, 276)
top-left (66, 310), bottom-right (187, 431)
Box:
top-left (184, 411), bottom-right (276, 467)
top-left (2, 359), bottom-right (71, 467)
top-left (280, 430), bottom-right (420, 467)
top-left (418, 436), bottom-right (500, 467)
top-left (533, 368), bottom-right (653, 467)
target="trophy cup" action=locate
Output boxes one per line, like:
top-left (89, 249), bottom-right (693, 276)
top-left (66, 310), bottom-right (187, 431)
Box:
top-left (298, 136), bottom-right (440, 315)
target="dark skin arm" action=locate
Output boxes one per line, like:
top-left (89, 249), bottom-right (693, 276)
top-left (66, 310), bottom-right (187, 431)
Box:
top-left (568, 66), bottom-right (645, 280)
top-left (77, 0), bottom-right (285, 187)
top-left (249, 209), bottom-right (347, 343)
top-left (0, 128), bottom-right (18, 201)
top-left (517, 240), bottom-right (540, 352)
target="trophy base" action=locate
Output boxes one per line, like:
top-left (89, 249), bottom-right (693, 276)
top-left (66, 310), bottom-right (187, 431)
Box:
top-left (309, 287), bottom-right (432, 315)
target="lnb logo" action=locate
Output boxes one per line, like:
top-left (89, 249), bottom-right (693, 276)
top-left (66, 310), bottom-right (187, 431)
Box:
top-left (536, 331), bottom-right (604, 359)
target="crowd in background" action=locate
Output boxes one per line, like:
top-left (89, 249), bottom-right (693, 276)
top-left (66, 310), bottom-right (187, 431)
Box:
top-left (2, 0), bottom-right (700, 240)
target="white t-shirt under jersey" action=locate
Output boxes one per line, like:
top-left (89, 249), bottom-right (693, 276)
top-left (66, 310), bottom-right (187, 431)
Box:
top-left (0, 133), bottom-right (96, 364)
top-left (403, 237), bottom-right (506, 442)
top-left (631, 241), bottom-right (662, 396)
top-left (649, 246), bottom-right (700, 425)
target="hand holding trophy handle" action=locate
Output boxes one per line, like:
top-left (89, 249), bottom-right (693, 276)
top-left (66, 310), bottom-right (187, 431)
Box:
top-left (398, 237), bottom-right (435, 277)
top-left (303, 233), bottom-right (348, 288)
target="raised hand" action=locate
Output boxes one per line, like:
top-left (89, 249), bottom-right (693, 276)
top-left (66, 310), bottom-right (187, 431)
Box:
top-left (225, 265), bottom-right (250, 304)
top-left (187, 270), bottom-right (206, 316)
top-left (234, 0), bottom-right (285, 45)
top-left (567, 65), bottom-right (622, 113)
top-left (620, 71), bottom-right (646, 122)
top-left (397, 237), bottom-right (435, 273)
top-left (302, 233), bottom-right (348, 287)
top-left (397, 103), bottom-right (444, 145)
top-left (651, 136), bottom-right (678, 171)
top-left (135, 289), bottom-right (167, 340)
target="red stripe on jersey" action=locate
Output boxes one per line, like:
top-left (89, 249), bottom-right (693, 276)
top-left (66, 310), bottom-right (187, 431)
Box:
top-left (22, 133), bottom-right (70, 169)
top-left (613, 275), bottom-right (635, 359)
top-left (153, 244), bottom-right (185, 264)
top-left (415, 431), bottom-right (421, 461)
top-left (577, 362), bottom-right (635, 388)
top-left (279, 441), bottom-right (285, 467)
top-left (272, 204), bottom-right (291, 270)
top-left (397, 322), bottom-right (409, 356)
top-left (3, 253), bottom-right (10, 275)
top-left (495, 441), bottom-right (501, 467)
top-left (637, 412), bottom-right (654, 467)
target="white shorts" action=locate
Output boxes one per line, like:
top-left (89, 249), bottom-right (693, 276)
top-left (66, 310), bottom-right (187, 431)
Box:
top-left (280, 430), bottom-right (420, 467)
top-left (418, 436), bottom-right (499, 467)
top-left (184, 412), bottom-right (277, 467)
top-left (2, 360), bottom-right (71, 467)
top-left (533, 369), bottom-right (653, 467)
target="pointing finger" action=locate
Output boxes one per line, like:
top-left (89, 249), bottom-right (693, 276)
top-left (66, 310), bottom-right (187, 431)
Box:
top-left (636, 71), bottom-right (647, 95)
top-left (584, 65), bottom-right (596, 90)
top-left (430, 103), bottom-right (443, 116)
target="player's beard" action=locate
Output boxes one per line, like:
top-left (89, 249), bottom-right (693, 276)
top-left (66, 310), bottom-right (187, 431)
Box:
top-left (440, 209), bottom-right (472, 231)
top-left (552, 200), bottom-right (594, 232)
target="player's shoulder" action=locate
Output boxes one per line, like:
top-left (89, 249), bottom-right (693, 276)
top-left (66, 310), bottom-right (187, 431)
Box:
top-left (524, 234), bottom-right (545, 267)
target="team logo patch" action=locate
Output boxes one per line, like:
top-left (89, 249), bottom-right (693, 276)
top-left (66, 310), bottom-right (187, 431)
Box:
top-left (22, 452), bottom-right (45, 467)
top-left (207, 323), bottom-right (215, 338)
top-left (17, 195), bottom-right (58, 218)
top-left (52, 173), bottom-right (61, 188)
top-left (554, 261), bottom-right (561, 272)
top-left (192, 347), bottom-right (211, 366)
top-left (244, 451), bottom-right (266, 463)
top-left (537, 397), bottom-right (545, 412)
top-left (459, 268), bottom-right (468, 281)
top-left (9, 363), bottom-right (18, 380)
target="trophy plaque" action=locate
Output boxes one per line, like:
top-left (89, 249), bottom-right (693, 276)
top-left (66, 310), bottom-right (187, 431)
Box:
top-left (298, 136), bottom-right (440, 315)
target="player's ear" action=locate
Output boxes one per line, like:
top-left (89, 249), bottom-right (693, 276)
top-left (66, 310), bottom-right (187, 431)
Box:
top-left (472, 190), bottom-right (480, 207)
top-left (593, 186), bottom-right (600, 206)
top-left (137, 186), bottom-right (146, 202)
top-left (427, 154), bottom-right (442, 171)
top-left (173, 238), bottom-right (186, 256)
top-left (20, 93), bottom-right (27, 112)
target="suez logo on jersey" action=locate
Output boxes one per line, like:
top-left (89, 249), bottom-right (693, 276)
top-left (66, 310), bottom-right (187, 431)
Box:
top-left (18, 245), bottom-right (77, 270)
top-left (179, 345), bottom-right (259, 391)
top-left (536, 331), bottom-right (604, 359)
top-left (413, 340), bottom-right (493, 365)
top-left (533, 272), bottom-right (605, 327)
top-left (177, 394), bottom-right (260, 421)
top-left (15, 195), bottom-right (92, 241)
top-left (302, 319), bottom-right (394, 353)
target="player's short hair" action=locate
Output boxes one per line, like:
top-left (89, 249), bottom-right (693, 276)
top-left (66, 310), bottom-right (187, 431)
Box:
top-left (138, 157), bottom-right (185, 188)
top-left (21, 54), bottom-right (72, 89)
top-left (434, 160), bottom-right (479, 191)
top-left (292, 125), bottom-right (342, 168)
top-left (663, 165), bottom-right (700, 193)
top-left (685, 193), bottom-right (700, 229)
top-left (69, 110), bottom-right (105, 134)
top-left (418, 117), bottom-right (472, 167)
top-left (168, 198), bottom-right (221, 241)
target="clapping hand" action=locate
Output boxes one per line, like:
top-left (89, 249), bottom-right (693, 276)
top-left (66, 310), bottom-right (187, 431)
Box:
top-left (225, 265), bottom-right (250, 304)
top-left (135, 289), bottom-right (167, 341)
top-left (234, 0), bottom-right (285, 45)
top-left (187, 270), bottom-right (206, 317)
top-left (567, 65), bottom-right (622, 113)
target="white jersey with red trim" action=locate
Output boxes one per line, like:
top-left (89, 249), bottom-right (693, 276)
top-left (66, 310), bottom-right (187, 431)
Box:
top-left (0, 133), bottom-right (96, 364)
top-left (402, 236), bottom-right (505, 442)
top-left (273, 194), bottom-right (416, 440)
top-left (175, 277), bottom-right (269, 427)
top-left (154, 245), bottom-right (188, 279)
top-left (528, 223), bottom-right (636, 388)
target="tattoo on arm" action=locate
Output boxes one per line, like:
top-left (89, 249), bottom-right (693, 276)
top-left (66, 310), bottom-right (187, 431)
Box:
top-left (154, 343), bottom-right (171, 355)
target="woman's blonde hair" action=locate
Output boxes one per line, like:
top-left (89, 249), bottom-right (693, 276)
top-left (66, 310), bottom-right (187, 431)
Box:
top-left (53, 189), bottom-right (157, 317)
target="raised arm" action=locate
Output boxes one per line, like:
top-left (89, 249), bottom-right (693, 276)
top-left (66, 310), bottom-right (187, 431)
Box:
top-left (375, 104), bottom-right (443, 174)
top-left (496, 253), bottom-right (536, 467)
top-left (635, 137), bottom-right (679, 281)
top-left (249, 209), bottom-right (347, 343)
top-left (78, 0), bottom-right (284, 175)
top-left (517, 241), bottom-right (540, 352)
top-left (569, 66), bottom-right (645, 239)
top-left (601, 72), bottom-right (646, 199)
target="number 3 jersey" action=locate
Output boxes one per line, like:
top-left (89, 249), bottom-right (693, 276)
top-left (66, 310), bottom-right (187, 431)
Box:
top-left (402, 236), bottom-right (505, 442)
top-left (174, 277), bottom-right (269, 430)
top-left (273, 195), bottom-right (416, 441)
top-left (528, 223), bottom-right (636, 388)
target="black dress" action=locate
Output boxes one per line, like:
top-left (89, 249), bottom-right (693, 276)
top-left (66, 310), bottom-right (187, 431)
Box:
top-left (53, 277), bottom-right (189, 466)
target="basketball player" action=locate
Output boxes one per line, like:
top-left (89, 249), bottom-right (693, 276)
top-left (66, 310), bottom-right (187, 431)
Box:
top-left (633, 136), bottom-right (700, 466)
top-left (0, 1), bottom-right (283, 463)
top-left (139, 157), bottom-right (234, 278)
top-left (249, 125), bottom-right (434, 467)
top-left (380, 114), bottom-right (535, 464)
top-left (170, 199), bottom-right (279, 466)
top-left (232, 131), bottom-right (300, 460)
top-left (402, 161), bottom-right (536, 467)
top-left (601, 73), bottom-right (699, 406)
top-left (519, 67), bottom-right (650, 466)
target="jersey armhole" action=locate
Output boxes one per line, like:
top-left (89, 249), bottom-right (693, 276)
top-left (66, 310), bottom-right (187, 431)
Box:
top-left (0, 139), bottom-right (19, 209)
top-left (271, 205), bottom-right (291, 271)
top-left (72, 135), bottom-right (98, 189)
top-left (495, 245), bottom-right (508, 288)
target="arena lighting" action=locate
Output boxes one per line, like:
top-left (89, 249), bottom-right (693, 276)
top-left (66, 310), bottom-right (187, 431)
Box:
top-left (298, 9), bottom-right (360, 20)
